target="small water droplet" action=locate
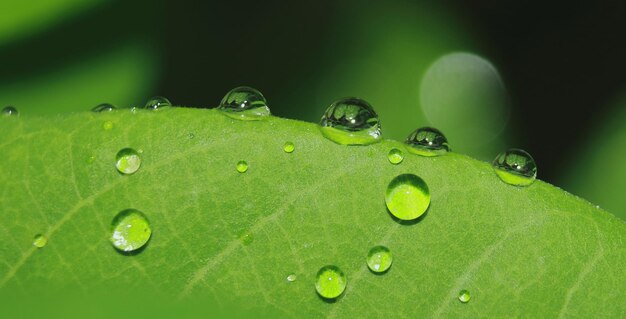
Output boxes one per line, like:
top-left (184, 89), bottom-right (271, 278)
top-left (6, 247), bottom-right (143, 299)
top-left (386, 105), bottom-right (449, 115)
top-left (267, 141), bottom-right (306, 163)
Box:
top-left (319, 97), bottom-right (381, 145)
top-left (103, 121), bottom-right (113, 130)
top-left (144, 96), bottom-right (172, 110)
top-left (87, 155), bottom-right (96, 164)
top-left (405, 127), bottom-right (450, 156)
top-left (283, 142), bottom-right (295, 153)
top-left (387, 148), bottom-right (404, 164)
top-left (385, 174), bottom-right (430, 221)
top-left (2, 106), bottom-right (18, 116)
top-left (218, 86), bottom-right (270, 120)
top-left (110, 209), bottom-right (151, 253)
top-left (315, 265), bottom-right (347, 299)
top-left (236, 160), bottom-right (248, 173)
top-left (458, 289), bottom-right (471, 303)
top-left (367, 246), bottom-right (392, 273)
top-left (492, 148), bottom-right (537, 186)
top-left (188, 132), bottom-right (195, 139)
top-left (287, 274), bottom-right (297, 282)
top-left (238, 229), bottom-right (253, 245)
top-left (33, 234), bottom-right (47, 248)
top-left (115, 148), bottom-right (141, 175)
top-left (92, 103), bottom-right (116, 112)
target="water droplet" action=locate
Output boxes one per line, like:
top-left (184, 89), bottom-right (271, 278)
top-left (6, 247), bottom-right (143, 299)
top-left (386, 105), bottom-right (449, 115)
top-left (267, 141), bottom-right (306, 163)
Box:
top-left (103, 121), bottom-right (113, 131)
top-left (238, 229), bottom-right (253, 245)
top-left (283, 142), bottom-right (295, 153)
top-left (188, 132), bottom-right (195, 139)
top-left (115, 148), bottom-right (141, 175)
top-left (367, 246), bottom-right (393, 273)
top-left (110, 209), bottom-right (151, 253)
top-left (405, 127), bottom-right (450, 156)
top-left (92, 103), bottom-right (116, 112)
top-left (458, 289), bottom-right (471, 303)
top-left (492, 148), bottom-right (537, 186)
top-left (287, 274), bottom-right (297, 282)
top-left (236, 160), bottom-right (248, 173)
top-left (319, 97), bottom-right (381, 145)
top-left (218, 86), bottom-right (270, 120)
top-left (387, 148), bottom-right (404, 164)
top-left (87, 155), bottom-right (96, 164)
top-left (385, 174), bottom-right (430, 221)
top-left (33, 234), bottom-right (47, 248)
top-left (2, 106), bottom-right (18, 116)
top-left (144, 96), bottom-right (172, 110)
top-left (315, 265), bottom-right (346, 299)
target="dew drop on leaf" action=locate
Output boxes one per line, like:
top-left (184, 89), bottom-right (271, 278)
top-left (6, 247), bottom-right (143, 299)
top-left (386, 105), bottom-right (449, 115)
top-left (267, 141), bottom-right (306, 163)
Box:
top-left (236, 160), bottom-right (248, 173)
top-left (115, 148), bottom-right (141, 175)
top-left (283, 141), bottom-right (295, 153)
top-left (367, 246), bottom-right (392, 273)
top-left (103, 121), bottom-right (113, 131)
top-left (385, 174), bottom-right (430, 221)
top-left (458, 289), bottom-right (471, 303)
top-left (33, 234), bottom-right (47, 248)
top-left (287, 274), bottom-right (297, 282)
top-left (2, 106), bottom-right (18, 117)
top-left (387, 148), bottom-right (404, 164)
top-left (110, 209), bottom-right (152, 253)
top-left (91, 103), bottom-right (116, 113)
top-left (492, 148), bottom-right (537, 186)
top-left (315, 265), bottom-right (347, 299)
top-left (238, 229), bottom-right (253, 245)
top-left (144, 96), bottom-right (172, 110)
top-left (217, 86), bottom-right (270, 120)
top-left (405, 127), bottom-right (450, 157)
top-left (86, 155), bottom-right (96, 164)
top-left (319, 97), bottom-right (381, 145)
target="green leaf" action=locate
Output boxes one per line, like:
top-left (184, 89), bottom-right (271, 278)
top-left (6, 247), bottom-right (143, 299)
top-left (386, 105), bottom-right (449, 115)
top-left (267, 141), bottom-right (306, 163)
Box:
top-left (0, 109), bottom-right (624, 317)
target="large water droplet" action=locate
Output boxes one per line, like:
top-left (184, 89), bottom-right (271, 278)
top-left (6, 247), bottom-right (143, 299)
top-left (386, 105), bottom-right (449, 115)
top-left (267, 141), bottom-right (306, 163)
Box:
top-left (33, 234), bottom-right (47, 248)
top-left (92, 103), bottom-right (116, 112)
top-left (458, 289), bottom-right (471, 303)
top-left (387, 148), bottom-right (404, 164)
top-left (2, 106), bottom-right (18, 116)
top-left (218, 86), bottom-right (270, 120)
top-left (319, 98), bottom-right (381, 145)
top-left (385, 174), bottom-right (430, 221)
top-left (492, 148), bottom-right (537, 186)
top-left (283, 142), bottom-right (295, 153)
top-left (405, 127), bottom-right (450, 156)
top-left (115, 148), bottom-right (141, 175)
top-left (236, 160), bottom-right (248, 173)
top-left (110, 209), bottom-right (152, 253)
top-left (367, 246), bottom-right (392, 273)
top-left (315, 265), bottom-right (347, 299)
top-left (144, 96), bottom-right (172, 110)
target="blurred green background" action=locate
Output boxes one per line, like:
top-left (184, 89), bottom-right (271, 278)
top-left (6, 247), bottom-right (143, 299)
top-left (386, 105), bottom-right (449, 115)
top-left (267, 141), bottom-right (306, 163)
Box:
top-left (1, 0), bottom-right (625, 218)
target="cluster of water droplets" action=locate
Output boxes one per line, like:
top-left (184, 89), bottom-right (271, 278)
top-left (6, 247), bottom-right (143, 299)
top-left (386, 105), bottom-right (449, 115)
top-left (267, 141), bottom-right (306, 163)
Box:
top-left (7, 85), bottom-right (542, 306)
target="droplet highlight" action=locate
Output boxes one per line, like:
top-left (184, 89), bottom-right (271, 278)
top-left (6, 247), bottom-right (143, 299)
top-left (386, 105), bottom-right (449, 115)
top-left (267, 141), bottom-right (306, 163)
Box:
top-left (218, 86), bottom-right (270, 120)
top-left (385, 174), bottom-right (430, 221)
top-left (110, 209), bottom-right (152, 253)
top-left (319, 97), bottom-right (381, 145)
top-left (287, 274), bottom-right (297, 282)
top-left (92, 103), bottom-right (116, 112)
top-left (115, 148), bottom-right (141, 175)
top-left (2, 106), bottom-right (18, 116)
top-left (315, 265), bottom-right (347, 299)
top-left (144, 96), bottom-right (172, 110)
top-left (33, 234), bottom-right (47, 248)
top-left (236, 160), bottom-right (248, 173)
top-left (492, 148), bottom-right (537, 186)
top-left (405, 127), bottom-right (450, 156)
top-left (367, 246), bottom-right (393, 273)
top-left (387, 148), bottom-right (404, 164)
top-left (283, 142), bottom-right (295, 153)
top-left (458, 289), bottom-right (471, 303)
